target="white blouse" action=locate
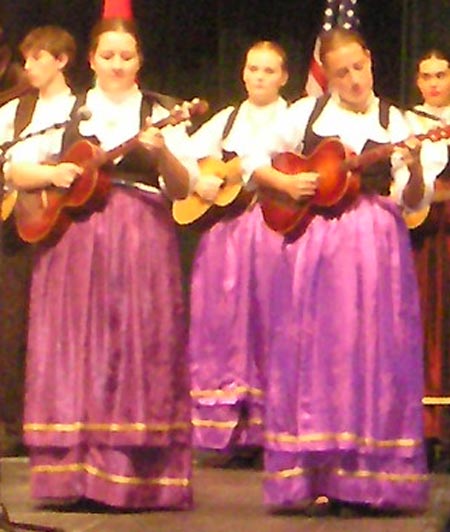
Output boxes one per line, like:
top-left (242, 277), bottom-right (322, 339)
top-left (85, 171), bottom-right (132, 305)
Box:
top-left (242, 94), bottom-right (445, 211)
top-left (406, 103), bottom-right (450, 135)
top-left (0, 88), bottom-right (76, 167)
top-left (189, 97), bottom-right (288, 187)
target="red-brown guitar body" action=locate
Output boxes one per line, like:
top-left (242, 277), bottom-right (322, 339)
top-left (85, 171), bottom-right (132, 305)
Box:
top-left (13, 140), bottom-right (112, 244)
top-left (260, 138), bottom-right (355, 235)
top-left (12, 98), bottom-right (208, 244)
top-left (260, 124), bottom-right (450, 237)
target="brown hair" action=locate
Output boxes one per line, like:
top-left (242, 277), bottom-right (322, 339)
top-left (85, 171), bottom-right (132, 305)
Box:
top-left (20, 26), bottom-right (76, 68)
top-left (416, 49), bottom-right (450, 72)
top-left (89, 17), bottom-right (143, 63)
top-left (319, 27), bottom-right (368, 67)
top-left (246, 40), bottom-right (288, 73)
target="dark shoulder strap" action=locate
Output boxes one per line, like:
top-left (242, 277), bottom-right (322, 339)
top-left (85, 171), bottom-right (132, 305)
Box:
top-left (379, 99), bottom-right (391, 130)
top-left (307, 94), bottom-right (331, 128)
top-left (60, 92), bottom-right (88, 153)
top-left (141, 90), bottom-right (185, 128)
top-left (142, 90), bottom-right (180, 111)
top-left (140, 93), bottom-right (153, 128)
top-left (69, 92), bottom-right (88, 118)
top-left (303, 93), bottom-right (331, 153)
top-left (13, 90), bottom-right (39, 137)
top-left (222, 105), bottom-right (241, 141)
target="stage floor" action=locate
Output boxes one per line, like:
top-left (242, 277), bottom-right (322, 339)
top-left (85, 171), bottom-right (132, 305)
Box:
top-left (0, 457), bottom-right (449, 532)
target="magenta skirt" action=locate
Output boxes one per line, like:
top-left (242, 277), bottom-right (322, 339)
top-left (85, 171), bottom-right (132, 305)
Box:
top-left (189, 205), bottom-right (283, 450)
top-left (263, 195), bottom-right (429, 511)
top-left (24, 187), bottom-right (192, 509)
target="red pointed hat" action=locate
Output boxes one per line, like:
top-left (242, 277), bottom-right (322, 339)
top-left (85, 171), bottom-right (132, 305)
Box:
top-left (102, 0), bottom-right (133, 19)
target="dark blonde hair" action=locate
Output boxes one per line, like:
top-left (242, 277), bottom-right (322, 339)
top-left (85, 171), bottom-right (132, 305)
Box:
top-left (246, 40), bottom-right (288, 73)
top-left (20, 25), bottom-right (76, 69)
top-left (319, 27), bottom-right (368, 67)
top-left (89, 17), bottom-right (143, 63)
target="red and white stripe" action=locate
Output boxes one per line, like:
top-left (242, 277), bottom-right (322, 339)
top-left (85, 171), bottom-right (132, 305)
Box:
top-left (304, 38), bottom-right (328, 97)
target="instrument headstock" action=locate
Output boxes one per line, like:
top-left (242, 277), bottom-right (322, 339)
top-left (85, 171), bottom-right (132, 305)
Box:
top-left (163, 98), bottom-right (209, 127)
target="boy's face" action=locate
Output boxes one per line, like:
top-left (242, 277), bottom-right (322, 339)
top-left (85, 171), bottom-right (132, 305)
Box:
top-left (23, 48), bottom-right (67, 90)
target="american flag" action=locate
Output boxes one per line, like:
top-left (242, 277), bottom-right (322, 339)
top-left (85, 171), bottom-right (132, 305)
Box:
top-left (304, 0), bottom-right (360, 96)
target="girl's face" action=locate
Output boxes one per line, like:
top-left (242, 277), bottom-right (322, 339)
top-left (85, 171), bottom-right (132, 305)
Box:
top-left (90, 30), bottom-right (140, 94)
top-left (417, 57), bottom-right (450, 108)
top-left (243, 48), bottom-right (287, 106)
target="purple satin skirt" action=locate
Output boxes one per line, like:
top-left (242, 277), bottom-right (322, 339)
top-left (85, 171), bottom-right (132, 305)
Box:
top-left (23, 188), bottom-right (192, 510)
top-left (189, 206), bottom-right (283, 450)
top-left (264, 196), bottom-right (429, 511)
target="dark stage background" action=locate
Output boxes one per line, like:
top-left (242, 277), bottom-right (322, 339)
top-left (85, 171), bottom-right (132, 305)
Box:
top-left (1, 1), bottom-right (449, 109)
top-left (0, 0), bottom-right (449, 454)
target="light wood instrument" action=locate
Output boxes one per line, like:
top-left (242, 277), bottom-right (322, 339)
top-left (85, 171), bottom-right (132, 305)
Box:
top-left (403, 180), bottom-right (450, 229)
top-left (172, 156), bottom-right (245, 227)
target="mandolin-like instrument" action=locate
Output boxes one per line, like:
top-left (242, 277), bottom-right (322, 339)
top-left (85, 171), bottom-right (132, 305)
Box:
top-left (260, 125), bottom-right (450, 236)
top-left (11, 98), bottom-right (208, 244)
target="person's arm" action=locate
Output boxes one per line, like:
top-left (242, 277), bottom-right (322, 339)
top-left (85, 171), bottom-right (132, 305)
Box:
top-left (138, 123), bottom-right (190, 199)
top-left (389, 106), bottom-right (442, 211)
top-left (188, 107), bottom-right (238, 200)
top-left (6, 161), bottom-right (81, 190)
top-left (398, 140), bottom-right (425, 210)
top-left (253, 165), bottom-right (318, 201)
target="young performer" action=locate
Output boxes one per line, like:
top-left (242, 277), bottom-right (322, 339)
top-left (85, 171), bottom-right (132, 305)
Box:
top-left (0, 25), bottom-right (77, 457)
top-left (5, 17), bottom-right (195, 510)
top-left (407, 49), bottom-right (450, 469)
top-left (245, 28), bottom-right (444, 513)
top-left (187, 41), bottom-right (287, 463)
top-left (0, 25), bottom-right (77, 180)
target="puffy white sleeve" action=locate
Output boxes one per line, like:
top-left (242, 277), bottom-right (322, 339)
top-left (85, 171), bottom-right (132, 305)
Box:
top-left (240, 96), bottom-right (316, 181)
top-left (0, 98), bottom-right (18, 143)
top-left (389, 106), bottom-right (445, 212)
top-left (154, 102), bottom-right (201, 191)
top-left (0, 98), bottom-right (19, 174)
top-left (189, 106), bottom-right (236, 161)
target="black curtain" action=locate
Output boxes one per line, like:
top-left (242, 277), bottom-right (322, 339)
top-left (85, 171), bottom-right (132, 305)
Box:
top-left (1, 0), bottom-right (449, 107)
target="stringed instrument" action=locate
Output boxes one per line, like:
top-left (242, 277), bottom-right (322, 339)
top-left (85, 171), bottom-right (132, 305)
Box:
top-left (260, 124), bottom-right (450, 236)
top-left (403, 179), bottom-right (450, 229)
top-left (12, 98), bottom-right (208, 244)
top-left (172, 156), bottom-right (249, 228)
top-left (1, 189), bottom-right (17, 221)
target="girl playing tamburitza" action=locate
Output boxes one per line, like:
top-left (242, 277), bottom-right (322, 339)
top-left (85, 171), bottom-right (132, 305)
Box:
top-left (186, 41), bottom-right (288, 465)
top-left (5, 17), bottom-right (196, 510)
top-left (0, 25), bottom-right (77, 456)
top-left (245, 27), bottom-right (446, 514)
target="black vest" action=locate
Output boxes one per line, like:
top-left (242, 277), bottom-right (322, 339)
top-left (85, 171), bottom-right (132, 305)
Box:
top-left (303, 94), bottom-right (393, 196)
top-left (61, 91), bottom-right (179, 188)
